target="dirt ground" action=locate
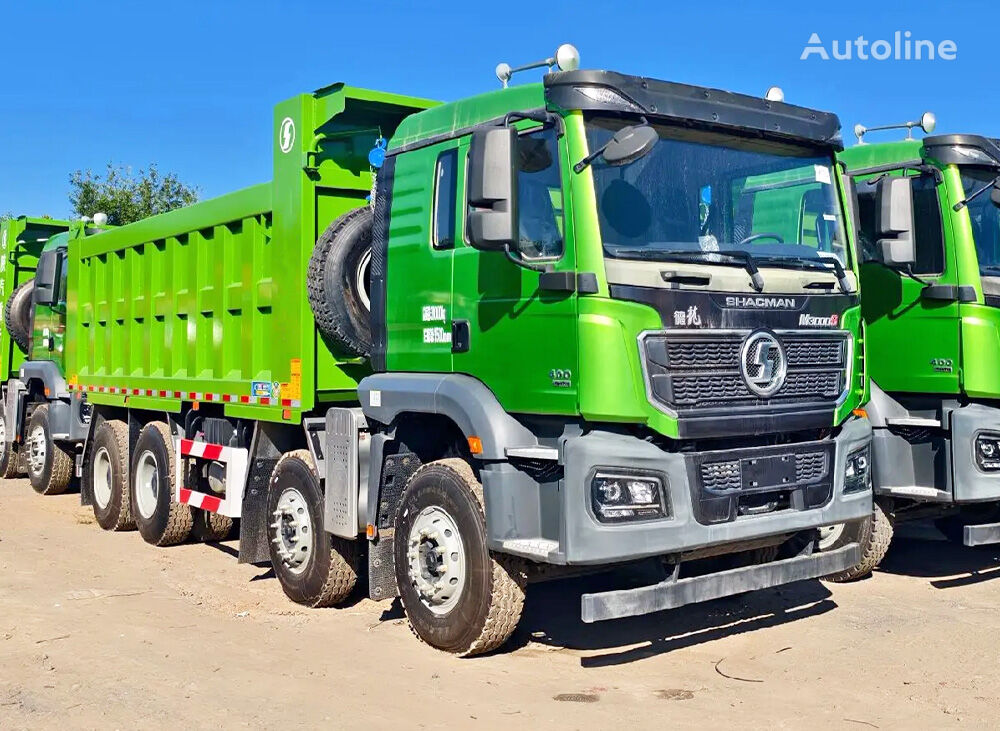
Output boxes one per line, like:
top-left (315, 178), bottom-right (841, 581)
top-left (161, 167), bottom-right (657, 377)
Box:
top-left (2, 480), bottom-right (999, 730)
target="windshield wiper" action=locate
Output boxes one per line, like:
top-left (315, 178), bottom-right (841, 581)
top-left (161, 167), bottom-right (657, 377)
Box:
top-left (755, 254), bottom-right (852, 294)
top-left (610, 248), bottom-right (764, 291)
top-left (954, 174), bottom-right (1000, 211)
top-left (980, 265), bottom-right (1000, 276)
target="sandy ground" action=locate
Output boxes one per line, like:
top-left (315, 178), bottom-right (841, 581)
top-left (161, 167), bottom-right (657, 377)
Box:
top-left (2, 480), bottom-right (999, 730)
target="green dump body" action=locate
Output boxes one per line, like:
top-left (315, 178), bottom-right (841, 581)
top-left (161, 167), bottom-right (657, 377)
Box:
top-left (0, 216), bottom-right (71, 381)
top-left (64, 84), bottom-right (437, 423)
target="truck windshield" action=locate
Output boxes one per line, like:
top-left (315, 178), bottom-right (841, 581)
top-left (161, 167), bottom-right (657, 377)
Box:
top-left (585, 116), bottom-right (850, 267)
top-left (960, 167), bottom-right (1000, 276)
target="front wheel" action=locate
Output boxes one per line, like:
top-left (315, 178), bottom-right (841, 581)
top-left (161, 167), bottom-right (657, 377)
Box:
top-left (26, 405), bottom-right (73, 495)
top-left (393, 458), bottom-right (525, 656)
top-left (822, 502), bottom-right (894, 583)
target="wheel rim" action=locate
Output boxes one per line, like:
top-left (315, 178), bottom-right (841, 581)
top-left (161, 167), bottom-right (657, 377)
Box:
top-left (355, 249), bottom-right (372, 312)
top-left (27, 425), bottom-right (46, 476)
top-left (406, 505), bottom-right (466, 616)
top-left (134, 449), bottom-right (160, 520)
top-left (92, 447), bottom-right (114, 509)
top-left (818, 523), bottom-right (846, 551)
top-left (272, 487), bottom-right (313, 574)
top-left (0, 415), bottom-right (7, 463)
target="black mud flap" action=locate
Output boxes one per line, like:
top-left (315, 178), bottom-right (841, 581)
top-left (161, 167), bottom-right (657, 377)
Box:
top-left (581, 543), bottom-right (861, 623)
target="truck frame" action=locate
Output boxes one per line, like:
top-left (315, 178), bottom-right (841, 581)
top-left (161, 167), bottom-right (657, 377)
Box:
top-left (5, 50), bottom-right (873, 655)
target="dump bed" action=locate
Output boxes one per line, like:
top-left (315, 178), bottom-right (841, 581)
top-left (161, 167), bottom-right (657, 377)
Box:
top-left (0, 216), bottom-right (71, 381)
top-left (65, 84), bottom-right (437, 423)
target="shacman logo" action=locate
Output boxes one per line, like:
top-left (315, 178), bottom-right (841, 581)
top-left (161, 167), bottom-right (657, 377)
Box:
top-left (279, 117), bottom-right (295, 154)
top-left (725, 296), bottom-right (798, 309)
top-left (799, 313), bottom-right (839, 327)
top-left (801, 31), bottom-right (957, 61)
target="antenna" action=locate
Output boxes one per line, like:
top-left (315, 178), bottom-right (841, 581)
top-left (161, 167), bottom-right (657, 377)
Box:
top-left (854, 111), bottom-right (937, 144)
top-left (496, 43), bottom-right (580, 88)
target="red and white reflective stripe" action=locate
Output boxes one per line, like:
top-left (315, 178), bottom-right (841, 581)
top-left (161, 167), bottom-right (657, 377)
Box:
top-left (178, 488), bottom-right (222, 513)
top-left (68, 385), bottom-right (300, 408)
top-left (174, 438), bottom-right (249, 519)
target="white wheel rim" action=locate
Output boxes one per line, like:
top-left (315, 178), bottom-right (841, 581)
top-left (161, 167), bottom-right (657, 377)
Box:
top-left (406, 505), bottom-right (466, 616)
top-left (92, 447), bottom-right (113, 509)
top-left (356, 249), bottom-right (372, 312)
top-left (272, 487), bottom-right (313, 575)
top-left (818, 523), bottom-right (846, 551)
top-left (134, 449), bottom-right (160, 520)
top-left (27, 425), bottom-right (46, 475)
top-left (0, 416), bottom-right (7, 463)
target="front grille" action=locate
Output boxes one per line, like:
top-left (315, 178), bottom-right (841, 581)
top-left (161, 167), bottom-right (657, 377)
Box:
top-left (644, 330), bottom-right (850, 413)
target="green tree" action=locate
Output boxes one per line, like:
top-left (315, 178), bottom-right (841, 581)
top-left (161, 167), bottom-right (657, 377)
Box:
top-left (0, 212), bottom-right (12, 223)
top-left (69, 163), bottom-right (198, 226)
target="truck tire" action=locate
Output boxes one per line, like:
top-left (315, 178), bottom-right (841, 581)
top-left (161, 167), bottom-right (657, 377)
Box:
top-left (393, 458), bottom-right (526, 656)
top-left (25, 404), bottom-right (73, 495)
top-left (822, 502), bottom-right (894, 582)
top-left (307, 206), bottom-right (373, 358)
top-left (0, 412), bottom-right (22, 478)
top-left (935, 503), bottom-right (1000, 545)
top-left (191, 509), bottom-right (234, 542)
top-left (267, 449), bottom-right (359, 607)
top-left (90, 419), bottom-right (135, 531)
top-left (4, 280), bottom-right (34, 353)
top-left (132, 421), bottom-right (193, 546)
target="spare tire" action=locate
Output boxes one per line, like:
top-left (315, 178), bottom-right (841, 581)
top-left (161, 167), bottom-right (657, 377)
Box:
top-left (307, 207), bottom-right (373, 358)
top-left (5, 280), bottom-right (34, 353)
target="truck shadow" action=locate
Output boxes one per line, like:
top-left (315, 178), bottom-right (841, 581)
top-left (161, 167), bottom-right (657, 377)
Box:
top-left (876, 520), bottom-right (1000, 589)
top-left (511, 569), bottom-right (836, 667)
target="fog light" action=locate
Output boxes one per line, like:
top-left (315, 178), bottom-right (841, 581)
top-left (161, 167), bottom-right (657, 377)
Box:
top-left (591, 472), bottom-right (667, 523)
top-left (976, 434), bottom-right (1000, 470)
top-left (844, 445), bottom-right (872, 494)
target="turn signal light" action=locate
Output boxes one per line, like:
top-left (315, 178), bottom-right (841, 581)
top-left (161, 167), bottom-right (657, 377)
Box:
top-left (467, 436), bottom-right (483, 455)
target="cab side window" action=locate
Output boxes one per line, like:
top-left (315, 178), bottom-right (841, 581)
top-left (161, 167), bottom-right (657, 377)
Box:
top-left (432, 149), bottom-right (458, 249)
top-left (516, 126), bottom-right (564, 259)
top-left (856, 173), bottom-right (944, 274)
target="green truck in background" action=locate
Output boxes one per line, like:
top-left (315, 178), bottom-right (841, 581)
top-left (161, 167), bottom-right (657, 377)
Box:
top-left (5, 46), bottom-right (875, 655)
top-left (0, 216), bottom-right (71, 477)
top-left (833, 119), bottom-right (1000, 569)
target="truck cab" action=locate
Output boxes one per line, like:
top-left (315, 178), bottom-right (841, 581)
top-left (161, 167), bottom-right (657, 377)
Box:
top-left (842, 132), bottom-right (1000, 555)
top-left (359, 66), bottom-right (873, 639)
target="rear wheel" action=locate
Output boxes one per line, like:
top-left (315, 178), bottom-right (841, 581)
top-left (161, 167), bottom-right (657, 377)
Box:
top-left (90, 419), bottom-right (134, 531)
top-left (26, 404), bottom-right (73, 495)
top-left (267, 449), bottom-right (359, 607)
top-left (191, 509), bottom-right (234, 542)
top-left (394, 458), bottom-right (526, 656)
top-left (0, 412), bottom-right (22, 478)
top-left (132, 421), bottom-right (192, 546)
top-left (822, 502), bottom-right (894, 582)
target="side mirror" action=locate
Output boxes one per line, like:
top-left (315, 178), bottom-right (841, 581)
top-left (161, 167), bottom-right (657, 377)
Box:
top-left (602, 125), bottom-right (658, 167)
top-left (467, 127), bottom-right (518, 251)
top-left (34, 250), bottom-right (60, 305)
top-left (875, 177), bottom-right (916, 268)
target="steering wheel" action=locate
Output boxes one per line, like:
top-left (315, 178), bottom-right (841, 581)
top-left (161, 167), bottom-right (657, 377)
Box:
top-left (737, 232), bottom-right (784, 246)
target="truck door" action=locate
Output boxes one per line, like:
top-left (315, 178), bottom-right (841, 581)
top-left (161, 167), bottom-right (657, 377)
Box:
top-left (450, 123), bottom-right (579, 415)
top-left (857, 171), bottom-right (962, 394)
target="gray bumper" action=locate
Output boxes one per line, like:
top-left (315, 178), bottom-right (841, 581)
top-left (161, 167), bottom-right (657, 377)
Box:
top-left (582, 543), bottom-right (860, 623)
top-left (964, 522), bottom-right (1000, 546)
top-left (483, 417), bottom-right (872, 565)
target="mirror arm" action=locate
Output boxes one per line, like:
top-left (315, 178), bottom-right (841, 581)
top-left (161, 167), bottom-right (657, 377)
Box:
top-left (503, 244), bottom-right (551, 273)
top-left (901, 264), bottom-right (931, 286)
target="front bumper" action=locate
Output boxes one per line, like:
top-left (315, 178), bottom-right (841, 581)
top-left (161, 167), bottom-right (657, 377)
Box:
top-left (582, 542), bottom-right (860, 623)
top-left (482, 416), bottom-right (872, 565)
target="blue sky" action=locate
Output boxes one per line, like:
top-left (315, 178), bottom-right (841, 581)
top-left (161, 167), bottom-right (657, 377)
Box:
top-left (1, 0), bottom-right (996, 217)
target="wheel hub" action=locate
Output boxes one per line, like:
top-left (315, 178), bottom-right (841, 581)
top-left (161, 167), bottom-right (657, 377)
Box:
top-left (92, 447), bottom-right (114, 510)
top-left (134, 449), bottom-right (160, 519)
top-left (27, 425), bottom-right (46, 475)
top-left (0, 416), bottom-right (7, 463)
top-left (271, 488), bottom-right (313, 574)
top-left (818, 523), bottom-right (846, 551)
top-left (356, 249), bottom-right (372, 312)
top-left (406, 506), bottom-right (466, 615)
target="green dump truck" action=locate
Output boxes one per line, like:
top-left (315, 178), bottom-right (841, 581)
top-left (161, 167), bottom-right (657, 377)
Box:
top-left (0, 216), bottom-right (71, 477)
top-left (8, 47), bottom-right (874, 654)
top-left (836, 120), bottom-right (1000, 570)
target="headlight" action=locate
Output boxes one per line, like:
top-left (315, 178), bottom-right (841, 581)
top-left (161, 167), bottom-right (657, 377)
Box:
top-left (975, 434), bottom-right (1000, 470)
top-left (591, 471), bottom-right (668, 523)
top-left (844, 445), bottom-right (871, 494)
